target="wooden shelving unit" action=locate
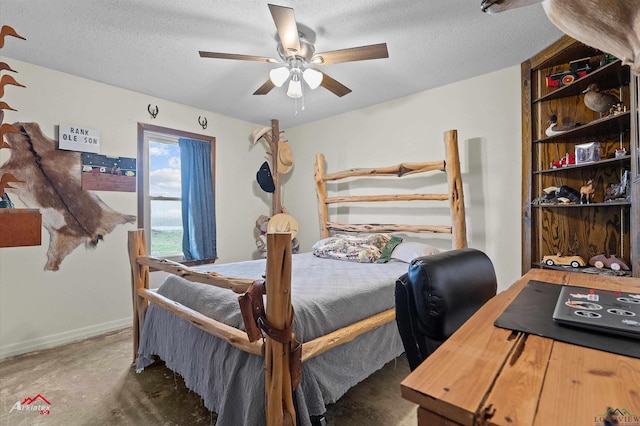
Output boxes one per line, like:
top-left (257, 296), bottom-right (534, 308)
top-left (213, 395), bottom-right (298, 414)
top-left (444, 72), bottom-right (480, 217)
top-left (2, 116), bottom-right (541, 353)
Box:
top-left (521, 36), bottom-right (638, 277)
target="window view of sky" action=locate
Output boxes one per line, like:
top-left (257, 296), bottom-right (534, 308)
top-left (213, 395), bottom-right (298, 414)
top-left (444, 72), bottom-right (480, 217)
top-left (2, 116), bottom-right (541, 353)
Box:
top-left (149, 140), bottom-right (182, 228)
top-left (149, 141), bottom-right (181, 198)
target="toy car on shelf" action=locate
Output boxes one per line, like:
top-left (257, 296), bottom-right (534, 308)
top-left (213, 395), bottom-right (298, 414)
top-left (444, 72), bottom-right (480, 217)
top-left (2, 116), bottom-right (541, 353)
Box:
top-left (588, 254), bottom-right (630, 271)
top-left (546, 58), bottom-right (591, 87)
top-left (542, 254), bottom-right (586, 268)
top-left (550, 153), bottom-right (576, 168)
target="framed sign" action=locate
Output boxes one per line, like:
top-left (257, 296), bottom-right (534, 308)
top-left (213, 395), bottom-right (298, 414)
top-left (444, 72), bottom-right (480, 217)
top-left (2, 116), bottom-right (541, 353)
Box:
top-left (58, 124), bottom-right (100, 153)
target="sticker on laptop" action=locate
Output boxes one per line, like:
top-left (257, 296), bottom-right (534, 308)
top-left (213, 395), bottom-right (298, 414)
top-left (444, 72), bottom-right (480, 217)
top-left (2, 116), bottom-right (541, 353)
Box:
top-left (618, 297), bottom-right (640, 304)
top-left (565, 301), bottom-right (602, 310)
top-left (574, 310), bottom-right (602, 318)
top-left (569, 292), bottom-right (599, 301)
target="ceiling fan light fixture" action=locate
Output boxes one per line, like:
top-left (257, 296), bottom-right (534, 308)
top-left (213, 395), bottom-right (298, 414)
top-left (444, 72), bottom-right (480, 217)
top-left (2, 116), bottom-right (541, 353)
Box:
top-left (269, 66), bottom-right (290, 87)
top-left (287, 72), bottom-right (303, 98)
top-left (302, 68), bottom-right (323, 89)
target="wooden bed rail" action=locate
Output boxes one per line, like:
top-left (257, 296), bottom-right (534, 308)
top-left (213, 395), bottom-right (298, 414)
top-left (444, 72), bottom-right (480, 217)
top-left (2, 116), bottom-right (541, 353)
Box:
top-left (314, 129), bottom-right (467, 249)
top-left (129, 228), bottom-right (398, 363)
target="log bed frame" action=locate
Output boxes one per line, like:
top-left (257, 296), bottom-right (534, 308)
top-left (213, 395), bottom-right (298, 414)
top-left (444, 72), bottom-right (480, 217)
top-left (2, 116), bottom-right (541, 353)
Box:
top-left (128, 129), bottom-right (467, 425)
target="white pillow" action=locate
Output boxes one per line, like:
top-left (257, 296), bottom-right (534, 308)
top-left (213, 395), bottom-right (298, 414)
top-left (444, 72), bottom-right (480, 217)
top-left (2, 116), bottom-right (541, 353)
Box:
top-left (390, 242), bottom-right (441, 263)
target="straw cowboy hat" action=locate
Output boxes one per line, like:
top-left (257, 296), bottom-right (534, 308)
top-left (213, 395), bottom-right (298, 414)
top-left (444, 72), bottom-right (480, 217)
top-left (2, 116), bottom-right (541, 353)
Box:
top-left (267, 213), bottom-right (298, 239)
top-left (277, 140), bottom-right (293, 174)
top-left (250, 126), bottom-right (272, 145)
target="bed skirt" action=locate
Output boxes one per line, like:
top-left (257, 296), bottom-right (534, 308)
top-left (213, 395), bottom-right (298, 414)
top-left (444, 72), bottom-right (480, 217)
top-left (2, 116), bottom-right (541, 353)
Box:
top-left (137, 304), bottom-right (404, 426)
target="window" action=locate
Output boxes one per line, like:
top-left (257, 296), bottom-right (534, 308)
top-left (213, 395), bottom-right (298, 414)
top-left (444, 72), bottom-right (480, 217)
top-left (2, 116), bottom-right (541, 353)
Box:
top-left (137, 123), bottom-right (216, 262)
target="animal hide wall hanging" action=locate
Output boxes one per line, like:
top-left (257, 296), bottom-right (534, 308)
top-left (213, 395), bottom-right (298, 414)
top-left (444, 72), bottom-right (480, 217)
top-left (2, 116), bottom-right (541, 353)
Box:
top-left (0, 122), bottom-right (136, 271)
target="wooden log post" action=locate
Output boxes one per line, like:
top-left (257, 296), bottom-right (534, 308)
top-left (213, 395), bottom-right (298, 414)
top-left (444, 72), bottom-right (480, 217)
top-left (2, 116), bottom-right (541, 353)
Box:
top-left (270, 119), bottom-right (283, 216)
top-left (314, 153), bottom-right (330, 239)
top-left (265, 232), bottom-right (295, 425)
top-left (444, 130), bottom-right (467, 249)
top-left (128, 230), bottom-right (150, 363)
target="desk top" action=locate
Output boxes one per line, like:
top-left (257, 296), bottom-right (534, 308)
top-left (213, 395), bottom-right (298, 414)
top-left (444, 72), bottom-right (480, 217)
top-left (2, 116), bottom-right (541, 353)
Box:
top-left (401, 269), bottom-right (640, 426)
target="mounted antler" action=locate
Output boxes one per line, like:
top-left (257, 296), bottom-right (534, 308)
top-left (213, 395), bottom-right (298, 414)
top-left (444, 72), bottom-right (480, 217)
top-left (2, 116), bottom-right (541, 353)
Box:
top-left (147, 104), bottom-right (159, 119)
top-left (198, 116), bottom-right (208, 130)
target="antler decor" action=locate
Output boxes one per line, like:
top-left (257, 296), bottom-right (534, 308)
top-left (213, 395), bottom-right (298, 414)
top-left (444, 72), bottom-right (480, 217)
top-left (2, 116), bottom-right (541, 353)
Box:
top-left (147, 104), bottom-right (159, 119)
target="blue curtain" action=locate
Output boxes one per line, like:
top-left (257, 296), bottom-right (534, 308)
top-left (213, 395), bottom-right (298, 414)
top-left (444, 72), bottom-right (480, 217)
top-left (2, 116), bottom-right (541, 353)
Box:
top-left (179, 138), bottom-right (216, 260)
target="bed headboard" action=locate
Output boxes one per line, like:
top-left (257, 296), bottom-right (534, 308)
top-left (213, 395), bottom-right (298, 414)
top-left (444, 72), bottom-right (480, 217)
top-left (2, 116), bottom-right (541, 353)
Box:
top-left (314, 129), bottom-right (467, 249)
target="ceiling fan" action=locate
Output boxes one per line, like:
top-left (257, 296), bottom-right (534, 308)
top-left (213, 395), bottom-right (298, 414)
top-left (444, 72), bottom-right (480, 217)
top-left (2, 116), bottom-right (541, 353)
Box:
top-left (199, 4), bottom-right (389, 98)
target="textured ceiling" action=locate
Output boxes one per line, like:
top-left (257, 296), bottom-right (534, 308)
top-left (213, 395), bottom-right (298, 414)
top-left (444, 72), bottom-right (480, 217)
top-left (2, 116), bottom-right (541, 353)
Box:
top-left (1, 0), bottom-right (563, 128)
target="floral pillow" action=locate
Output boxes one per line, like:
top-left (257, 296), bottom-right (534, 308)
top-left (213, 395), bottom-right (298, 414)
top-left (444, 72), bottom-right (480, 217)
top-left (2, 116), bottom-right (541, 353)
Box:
top-left (312, 233), bottom-right (392, 263)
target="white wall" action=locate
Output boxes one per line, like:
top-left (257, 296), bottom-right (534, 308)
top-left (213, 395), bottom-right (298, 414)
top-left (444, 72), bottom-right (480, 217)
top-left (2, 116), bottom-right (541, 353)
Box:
top-left (286, 65), bottom-right (523, 292)
top-left (0, 58), bottom-right (269, 358)
top-left (0, 58), bottom-right (523, 359)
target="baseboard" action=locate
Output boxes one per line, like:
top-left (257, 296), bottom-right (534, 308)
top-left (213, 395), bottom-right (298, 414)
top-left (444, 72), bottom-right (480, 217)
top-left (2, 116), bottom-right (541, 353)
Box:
top-left (0, 317), bottom-right (132, 360)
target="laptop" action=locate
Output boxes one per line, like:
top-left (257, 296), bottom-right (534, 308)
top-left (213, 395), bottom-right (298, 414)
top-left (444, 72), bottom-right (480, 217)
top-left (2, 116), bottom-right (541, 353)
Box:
top-left (552, 285), bottom-right (640, 339)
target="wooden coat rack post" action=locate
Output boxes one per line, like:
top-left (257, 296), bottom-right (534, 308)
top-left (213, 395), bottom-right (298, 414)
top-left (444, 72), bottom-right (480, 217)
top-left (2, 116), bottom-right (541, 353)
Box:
top-left (268, 119), bottom-right (283, 216)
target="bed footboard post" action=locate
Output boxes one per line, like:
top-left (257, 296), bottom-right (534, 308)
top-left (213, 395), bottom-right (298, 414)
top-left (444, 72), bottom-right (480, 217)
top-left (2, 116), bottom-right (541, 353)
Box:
top-left (265, 232), bottom-right (296, 425)
top-left (444, 130), bottom-right (467, 249)
top-left (128, 230), bottom-right (150, 364)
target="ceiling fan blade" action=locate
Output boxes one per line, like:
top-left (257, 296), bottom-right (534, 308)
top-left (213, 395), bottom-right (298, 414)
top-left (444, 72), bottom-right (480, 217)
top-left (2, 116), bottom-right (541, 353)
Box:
top-left (253, 79), bottom-right (276, 95)
top-left (268, 4), bottom-right (301, 56)
top-left (318, 71), bottom-right (352, 97)
top-left (312, 43), bottom-right (388, 64)
top-left (199, 51), bottom-right (278, 63)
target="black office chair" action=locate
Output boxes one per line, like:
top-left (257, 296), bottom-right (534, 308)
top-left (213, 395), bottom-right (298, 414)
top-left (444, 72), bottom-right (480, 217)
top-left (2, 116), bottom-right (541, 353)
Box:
top-left (395, 248), bottom-right (497, 371)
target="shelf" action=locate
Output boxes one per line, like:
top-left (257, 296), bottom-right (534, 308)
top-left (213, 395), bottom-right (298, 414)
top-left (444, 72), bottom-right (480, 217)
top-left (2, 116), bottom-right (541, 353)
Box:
top-left (523, 36), bottom-right (637, 278)
top-left (534, 60), bottom-right (630, 104)
top-left (535, 155), bottom-right (631, 174)
top-left (533, 201), bottom-right (630, 208)
top-left (532, 262), bottom-right (632, 277)
top-left (533, 111), bottom-right (630, 144)
top-left (0, 209), bottom-right (42, 247)
top-left (532, 43), bottom-right (602, 71)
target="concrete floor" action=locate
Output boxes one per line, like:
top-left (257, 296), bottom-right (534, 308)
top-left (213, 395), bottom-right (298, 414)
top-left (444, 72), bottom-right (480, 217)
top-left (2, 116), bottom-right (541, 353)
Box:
top-left (0, 328), bottom-right (417, 425)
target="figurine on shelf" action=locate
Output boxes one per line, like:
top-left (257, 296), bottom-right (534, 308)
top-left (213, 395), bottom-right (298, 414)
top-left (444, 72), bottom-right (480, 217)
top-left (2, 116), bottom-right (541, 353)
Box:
top-left (579, 180), bottom-right (595, 204)
top-left (550, 152), bottom-right (576, 168)
top-left (582, 84), bottom-right (621, 116)
top-left (604, 170), bottom-right (629, 202)
top-left (589, 254), bottom-right (630, 271)
top-left (545, 114), bottom-right (580, 137)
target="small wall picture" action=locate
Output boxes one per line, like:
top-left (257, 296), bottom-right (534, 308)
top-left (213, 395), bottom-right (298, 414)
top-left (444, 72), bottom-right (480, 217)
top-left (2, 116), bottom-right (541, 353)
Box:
top-left (81, 153), bottom-right (136, 192)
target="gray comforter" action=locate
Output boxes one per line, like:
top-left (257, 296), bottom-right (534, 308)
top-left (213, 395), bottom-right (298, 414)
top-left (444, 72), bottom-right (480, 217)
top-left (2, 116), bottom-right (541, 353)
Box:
top-left (137, 252), bottom-right (408, 425)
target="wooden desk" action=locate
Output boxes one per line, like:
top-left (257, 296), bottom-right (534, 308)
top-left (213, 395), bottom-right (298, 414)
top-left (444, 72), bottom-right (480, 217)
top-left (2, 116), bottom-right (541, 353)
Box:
top-left (401, 269), bottom-right (640, 426)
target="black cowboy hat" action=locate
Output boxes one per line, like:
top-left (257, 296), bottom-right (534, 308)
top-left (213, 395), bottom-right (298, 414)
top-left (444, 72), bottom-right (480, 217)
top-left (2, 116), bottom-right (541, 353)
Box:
top-left (256, 161), bottom-right (275, 193)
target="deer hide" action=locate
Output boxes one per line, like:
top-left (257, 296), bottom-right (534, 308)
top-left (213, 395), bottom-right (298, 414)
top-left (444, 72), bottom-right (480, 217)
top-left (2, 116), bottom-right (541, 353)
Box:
top-left (1, 122), bottom-right (136, 271)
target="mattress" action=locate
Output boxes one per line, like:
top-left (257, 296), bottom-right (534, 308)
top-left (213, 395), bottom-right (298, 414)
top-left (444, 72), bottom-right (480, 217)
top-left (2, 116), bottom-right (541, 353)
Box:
top-left (137, 252), bottom-right (408, 425)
